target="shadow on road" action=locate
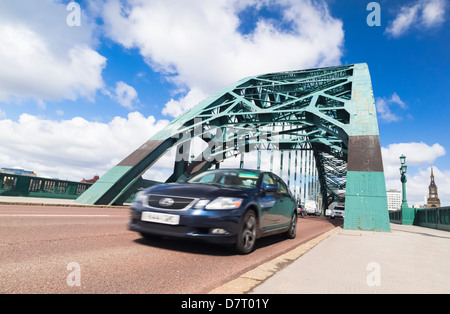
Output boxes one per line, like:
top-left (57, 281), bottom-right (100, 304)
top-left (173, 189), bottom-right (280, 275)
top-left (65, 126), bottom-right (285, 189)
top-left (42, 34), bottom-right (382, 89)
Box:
top-left (133, 216), bottom-right (343, 256)
top-left (133, 233), bottom-right (295, 256)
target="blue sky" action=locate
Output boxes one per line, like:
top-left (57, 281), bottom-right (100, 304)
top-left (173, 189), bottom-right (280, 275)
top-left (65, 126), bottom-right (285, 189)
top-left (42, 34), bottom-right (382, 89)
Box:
top-left (0, 0), bottom-right (448, 205)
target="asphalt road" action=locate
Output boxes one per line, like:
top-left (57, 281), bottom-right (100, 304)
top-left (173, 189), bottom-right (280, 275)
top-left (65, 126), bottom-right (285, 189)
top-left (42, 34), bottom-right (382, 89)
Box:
top-left (0, 205), bottom-right (341, 294)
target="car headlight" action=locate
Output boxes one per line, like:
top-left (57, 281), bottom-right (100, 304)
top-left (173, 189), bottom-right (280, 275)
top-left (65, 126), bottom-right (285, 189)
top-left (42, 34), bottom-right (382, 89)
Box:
top-left (133, 191), bottom-right (147, 204)
top-left (194, 199), bottom-right (211, 208)
top-left (205, 197), bottom-right (243, 210)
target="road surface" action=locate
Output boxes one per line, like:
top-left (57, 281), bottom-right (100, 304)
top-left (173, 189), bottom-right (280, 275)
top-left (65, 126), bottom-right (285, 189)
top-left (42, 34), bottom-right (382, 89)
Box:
top-left (0, 205), bottom-right (341, 293)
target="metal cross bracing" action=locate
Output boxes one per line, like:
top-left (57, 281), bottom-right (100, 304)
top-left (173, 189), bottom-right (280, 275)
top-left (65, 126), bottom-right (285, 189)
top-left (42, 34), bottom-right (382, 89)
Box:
top-left (76, 63), bottom-right (390, 232)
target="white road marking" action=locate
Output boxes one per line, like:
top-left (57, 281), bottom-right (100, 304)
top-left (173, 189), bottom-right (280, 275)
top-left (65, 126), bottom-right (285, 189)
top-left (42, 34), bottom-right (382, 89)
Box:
top-left (0, 214), bottom-right (110, 217)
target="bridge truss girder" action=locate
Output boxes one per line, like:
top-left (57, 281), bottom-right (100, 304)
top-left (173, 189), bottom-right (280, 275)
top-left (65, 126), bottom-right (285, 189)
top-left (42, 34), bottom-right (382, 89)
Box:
top-left (76, 63), bottom-right (390, 232)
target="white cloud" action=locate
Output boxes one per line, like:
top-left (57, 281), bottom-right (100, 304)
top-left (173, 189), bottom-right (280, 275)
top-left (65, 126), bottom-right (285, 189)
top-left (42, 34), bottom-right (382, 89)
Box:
top-left (385, 3), bottom-right (421, 37)
top-left (0, 113), bottom-right (170, 181)
top-left (101, 0), bottom-right (344, 117)
top-left (386, 0), bottom-right (447, 37)
top-left (0, 1), bottom-right (106, 102)
top-left (113, 81), bottom-right (140, 110)
top-left (162, 88), bottom-right (207, 118)
top-left (375, 92), bottom-right (407, 123)
top-left (382, 142), bottom-right (446, 179)
top-left (422, 0), bottom-right (447, 27)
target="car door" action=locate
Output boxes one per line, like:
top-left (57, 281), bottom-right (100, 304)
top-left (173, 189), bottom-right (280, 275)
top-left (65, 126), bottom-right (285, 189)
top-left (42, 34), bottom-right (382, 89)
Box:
top-left (258, 173), bottom-right (282, 231)
top-left (271, 174), bottom-right (295, 226)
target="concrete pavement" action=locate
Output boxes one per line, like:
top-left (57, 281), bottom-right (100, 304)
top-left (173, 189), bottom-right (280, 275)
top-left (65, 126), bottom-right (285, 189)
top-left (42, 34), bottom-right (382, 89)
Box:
top-left (217, 223), bottom-right (450, 294)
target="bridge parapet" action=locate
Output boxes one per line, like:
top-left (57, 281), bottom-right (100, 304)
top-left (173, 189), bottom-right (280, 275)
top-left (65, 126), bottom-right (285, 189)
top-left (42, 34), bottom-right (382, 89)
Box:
top-left (415, 207), bottom-right (450, 231)
top-left (0, 173), bottom-right (91, 200)
top-left (390, 206), bottom-right (450, 232)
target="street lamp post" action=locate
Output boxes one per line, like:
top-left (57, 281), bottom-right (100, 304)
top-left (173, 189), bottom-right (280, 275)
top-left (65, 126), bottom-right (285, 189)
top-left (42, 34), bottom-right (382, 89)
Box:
top-left (399, 154), bottom-right (408, 208)
top-left (399, 155), bottom-right (414, 225)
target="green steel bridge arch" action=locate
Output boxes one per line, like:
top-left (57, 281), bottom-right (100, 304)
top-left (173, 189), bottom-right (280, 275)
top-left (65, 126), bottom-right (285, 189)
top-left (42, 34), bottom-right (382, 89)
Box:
top-left (76, 63), bottom-right (390, 232)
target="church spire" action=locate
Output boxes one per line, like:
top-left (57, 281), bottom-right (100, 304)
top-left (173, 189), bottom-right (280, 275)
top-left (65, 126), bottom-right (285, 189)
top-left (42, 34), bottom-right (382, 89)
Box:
top-left (427, 166), bottom-right (440, 208)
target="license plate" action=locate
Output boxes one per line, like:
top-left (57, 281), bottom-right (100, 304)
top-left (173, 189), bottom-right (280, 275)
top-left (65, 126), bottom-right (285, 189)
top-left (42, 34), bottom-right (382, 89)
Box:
top-left (141, 211), bottom-right (180, 225)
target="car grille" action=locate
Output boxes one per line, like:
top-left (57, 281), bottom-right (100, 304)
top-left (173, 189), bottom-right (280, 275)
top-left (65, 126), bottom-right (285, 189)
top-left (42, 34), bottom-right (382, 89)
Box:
top-left (147, 194), bottom-right (196, 210)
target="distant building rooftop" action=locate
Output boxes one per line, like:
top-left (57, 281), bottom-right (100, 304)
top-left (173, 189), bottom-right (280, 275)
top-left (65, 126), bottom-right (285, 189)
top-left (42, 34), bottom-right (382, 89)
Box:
top-left (81, 175), bottom-right (100, 184)
top-left (0, 168), bottom-right (37, 177)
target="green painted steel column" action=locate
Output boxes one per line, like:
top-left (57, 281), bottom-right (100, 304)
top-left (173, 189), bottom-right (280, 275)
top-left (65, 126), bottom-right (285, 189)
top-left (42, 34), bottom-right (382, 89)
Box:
top-left (294, 150), bottom-right (298, 200)
top-left (301, 149), bottom-right (306, 203)
top-left (280, 124), bottom-right (284, 178)
top-left (287, 150), bottom-right (291, 188)
top-left (343, 64), bottom-right (390, 232)
top-left (270, 124), bottom-right (274, 173)
top-left (402, 206), bottom-right (415, 225)
top-left (309, 150), bottom-right (313, 200)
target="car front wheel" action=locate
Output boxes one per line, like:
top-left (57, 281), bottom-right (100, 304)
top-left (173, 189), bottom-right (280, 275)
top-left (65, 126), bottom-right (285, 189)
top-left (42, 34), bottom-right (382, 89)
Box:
top-left (284, 212), bottom-right (297, 239)
top-left (235, 210), bottom-right (257, 254)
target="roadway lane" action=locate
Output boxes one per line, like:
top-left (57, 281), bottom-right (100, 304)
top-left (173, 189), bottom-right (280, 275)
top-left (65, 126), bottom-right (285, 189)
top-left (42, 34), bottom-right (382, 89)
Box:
top-left (0, 205), bottom-right (341, 293)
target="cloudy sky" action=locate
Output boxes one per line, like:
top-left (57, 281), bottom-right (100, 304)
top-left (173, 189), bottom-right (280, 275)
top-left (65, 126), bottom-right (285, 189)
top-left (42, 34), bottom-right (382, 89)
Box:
top-left (0, 0), bottom-right (449, 206)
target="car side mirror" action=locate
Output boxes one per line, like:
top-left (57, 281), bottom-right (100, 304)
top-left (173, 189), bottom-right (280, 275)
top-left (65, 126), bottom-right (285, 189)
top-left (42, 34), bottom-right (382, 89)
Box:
top-left (263, 184), bottom-right (278, 193)
top-left (177, 179), bottom-right (187, 184)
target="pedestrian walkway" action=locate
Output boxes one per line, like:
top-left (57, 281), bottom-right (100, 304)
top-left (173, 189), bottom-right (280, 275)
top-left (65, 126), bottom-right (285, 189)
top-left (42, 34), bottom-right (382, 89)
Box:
top-left (0, 196), bottom-right (128, 207)
top-left (0, 196), bottom-right (76, 205)
top-left (250, 224), bottom-right (450, 294)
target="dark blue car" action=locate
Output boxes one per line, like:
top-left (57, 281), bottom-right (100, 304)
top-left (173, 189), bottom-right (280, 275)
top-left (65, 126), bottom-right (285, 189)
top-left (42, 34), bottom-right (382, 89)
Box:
top-left (128, 169), bottom-right (297, 254)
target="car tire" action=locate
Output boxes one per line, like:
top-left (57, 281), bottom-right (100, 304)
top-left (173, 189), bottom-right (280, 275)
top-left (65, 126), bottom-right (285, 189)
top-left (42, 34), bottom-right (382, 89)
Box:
top-left (235, 210), bottom-right (257, 254)
top-left (284, 212), bottom-right (297, 239)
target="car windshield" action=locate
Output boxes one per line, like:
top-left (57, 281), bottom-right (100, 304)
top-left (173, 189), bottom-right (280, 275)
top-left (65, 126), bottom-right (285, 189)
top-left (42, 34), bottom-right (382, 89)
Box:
top-left (334, 206), bottom-right (345, 211)
top-left (187, 170), bottom-right (259, 188)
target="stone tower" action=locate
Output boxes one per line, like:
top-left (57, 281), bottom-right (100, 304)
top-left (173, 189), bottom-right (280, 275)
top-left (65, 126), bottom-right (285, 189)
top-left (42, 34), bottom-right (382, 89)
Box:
top-left (427, 167), bottom-right (441, 208)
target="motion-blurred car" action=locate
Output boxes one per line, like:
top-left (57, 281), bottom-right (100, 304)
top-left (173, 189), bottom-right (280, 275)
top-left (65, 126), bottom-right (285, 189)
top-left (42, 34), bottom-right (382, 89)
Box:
top-left (331, 205), bottom-right (345, 219)
top-left (297, 204), bottom-right (305, 216)
top-left (129, 169), bottom-right (298, 254)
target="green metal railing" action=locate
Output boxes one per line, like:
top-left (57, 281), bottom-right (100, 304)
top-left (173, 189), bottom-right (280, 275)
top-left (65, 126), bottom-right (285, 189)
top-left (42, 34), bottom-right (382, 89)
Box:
top-left (389, 210), bottom-right (402, 224)
top-left (414, 207), bottom-right (450, 231)
top-left (390, 206), bottom-right (450, 232)
top-left (0, 173), bottom-right (92, 200)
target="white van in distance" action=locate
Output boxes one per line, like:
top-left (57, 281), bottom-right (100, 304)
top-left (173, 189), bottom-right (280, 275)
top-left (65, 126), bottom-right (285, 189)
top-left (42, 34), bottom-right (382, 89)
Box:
top-left (304, 200), bottom-right (320, 216)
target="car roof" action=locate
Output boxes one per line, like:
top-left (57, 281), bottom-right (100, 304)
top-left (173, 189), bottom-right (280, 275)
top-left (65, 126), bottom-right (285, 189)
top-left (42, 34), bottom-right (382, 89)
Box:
top-left (203, 168), bottom-right (263, 174)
